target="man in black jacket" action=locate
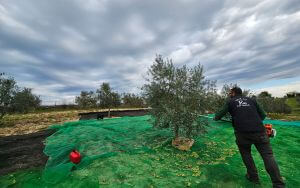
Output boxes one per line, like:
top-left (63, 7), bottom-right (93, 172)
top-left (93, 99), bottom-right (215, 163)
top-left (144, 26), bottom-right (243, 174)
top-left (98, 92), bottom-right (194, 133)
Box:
top-left (214, 87), bottom-right (285, 188)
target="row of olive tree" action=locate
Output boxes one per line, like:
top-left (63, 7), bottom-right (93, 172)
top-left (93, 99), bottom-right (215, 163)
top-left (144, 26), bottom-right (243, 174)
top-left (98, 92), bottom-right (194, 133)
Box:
top-left (75, 83), bottom-right (145, 110)
top-left (0, 73), bottom-right (41, 121)
top-left (256, 91), bottom-right (291, 114)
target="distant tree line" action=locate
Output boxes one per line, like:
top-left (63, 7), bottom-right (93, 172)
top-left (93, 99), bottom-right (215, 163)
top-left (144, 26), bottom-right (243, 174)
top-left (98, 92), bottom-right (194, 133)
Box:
top-left (0, 73), bottom-right (41, 121)
top-left (255, 91), bottom-right (291, 114)
top-left (286, 91), bottom-right (300, 98)
top-left (75, 82), bottom-right (145, 110)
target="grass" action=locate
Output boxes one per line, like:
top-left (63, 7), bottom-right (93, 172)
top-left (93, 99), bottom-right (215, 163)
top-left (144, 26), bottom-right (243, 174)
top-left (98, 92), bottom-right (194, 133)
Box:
top-left (286, 98), bottom-right (300, 115)
top-left (0, 116), bottom-right (299, 187)
top-left (267, 113), bottom-right (300, 121)
top-left (266, 98), bottom-right (300, 121)
top-left (273, 97), bottom-right (300, 121)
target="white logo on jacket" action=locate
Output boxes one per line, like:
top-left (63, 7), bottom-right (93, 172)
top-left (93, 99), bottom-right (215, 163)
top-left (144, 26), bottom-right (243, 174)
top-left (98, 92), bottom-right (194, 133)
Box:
top-left (235, 98), bottom-right (250, 107)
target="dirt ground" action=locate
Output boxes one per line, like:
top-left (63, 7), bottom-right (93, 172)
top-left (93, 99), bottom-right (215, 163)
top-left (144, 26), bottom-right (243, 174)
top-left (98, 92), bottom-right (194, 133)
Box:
top-left (0, 129), bottom-right (56, 176)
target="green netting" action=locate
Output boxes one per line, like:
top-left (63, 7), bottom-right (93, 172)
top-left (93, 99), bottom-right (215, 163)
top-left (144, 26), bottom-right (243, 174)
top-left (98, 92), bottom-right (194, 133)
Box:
top-left (42, 116), bottom-right (172, 185)
top-left (1, 115), bottom-right (300, 187)
top-left (263, 119), bottom-right (300, 126)
top-left (205, 113), bottom-right (300, 126)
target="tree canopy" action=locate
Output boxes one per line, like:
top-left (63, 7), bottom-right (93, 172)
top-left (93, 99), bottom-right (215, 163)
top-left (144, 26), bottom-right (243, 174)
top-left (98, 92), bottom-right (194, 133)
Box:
top-left (0, 73), bottom-right (41, 121)
top-left (75, 91), bottom-right (97, 108)
top-left (0, 73), bottom-right (17, 119)
top-left (97, 83), bottom-right (121, 108)
top-left (143, 55), bottom-right (216, 138)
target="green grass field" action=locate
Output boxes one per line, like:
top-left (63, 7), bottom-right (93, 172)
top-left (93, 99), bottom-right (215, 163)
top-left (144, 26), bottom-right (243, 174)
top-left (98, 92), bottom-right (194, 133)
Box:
top-left (286, 98), bottom-right (300, 115)
top-left (1, 116), bottom-right (299, 188)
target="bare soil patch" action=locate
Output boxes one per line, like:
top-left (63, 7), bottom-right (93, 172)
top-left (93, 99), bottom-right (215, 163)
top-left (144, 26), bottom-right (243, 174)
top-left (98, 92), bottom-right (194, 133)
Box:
top-left (0, 129), bottom-right (55, 176)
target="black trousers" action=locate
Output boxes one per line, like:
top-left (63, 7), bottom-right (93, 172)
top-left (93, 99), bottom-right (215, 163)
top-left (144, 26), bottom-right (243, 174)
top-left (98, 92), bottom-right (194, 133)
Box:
top-left (235, 132), bottom-right (285, 188)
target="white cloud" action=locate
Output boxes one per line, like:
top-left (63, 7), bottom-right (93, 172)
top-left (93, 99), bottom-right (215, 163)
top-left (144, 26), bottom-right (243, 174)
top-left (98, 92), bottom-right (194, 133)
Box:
top-left (189, 43), bottom-right (206, 54)
top-left (254, 81), bottom-right (300, 97)
top-left (169, 46), bottom-right (192, 64)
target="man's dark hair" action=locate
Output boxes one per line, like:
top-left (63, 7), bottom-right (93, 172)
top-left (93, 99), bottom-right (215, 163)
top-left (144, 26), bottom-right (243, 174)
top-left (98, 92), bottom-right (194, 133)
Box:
top-left (231, 87), bottom-right (242, 95)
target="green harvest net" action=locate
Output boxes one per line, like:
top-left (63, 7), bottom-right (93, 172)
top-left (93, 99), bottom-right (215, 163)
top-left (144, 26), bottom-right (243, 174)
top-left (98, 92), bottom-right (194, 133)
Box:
top-left (1, 115), bottom-right (300, 187)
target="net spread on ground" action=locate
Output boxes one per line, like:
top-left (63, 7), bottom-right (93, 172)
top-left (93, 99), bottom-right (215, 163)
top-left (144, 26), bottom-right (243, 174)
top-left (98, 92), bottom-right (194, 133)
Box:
top-left (1, 115), bottom-right (300, 187)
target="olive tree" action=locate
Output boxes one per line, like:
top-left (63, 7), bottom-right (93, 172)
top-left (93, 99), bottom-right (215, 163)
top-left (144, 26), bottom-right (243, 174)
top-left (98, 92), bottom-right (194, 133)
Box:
top-left (97, 83), bottom-right (121, 117)
top-left (257, 91), bottom-right (291, 114)
top-left (75, 91), bottom-right (97, 108)
top-left (10, 88), bottom-right (41, 113)
top-left (0, 73), bottom-right (17, 119)
top-left (1, 73), bottom-right (41, 123)
top-left (142, 55), bottom-right (215, 138)
top-left (122, 93), bottom-right (145, 108)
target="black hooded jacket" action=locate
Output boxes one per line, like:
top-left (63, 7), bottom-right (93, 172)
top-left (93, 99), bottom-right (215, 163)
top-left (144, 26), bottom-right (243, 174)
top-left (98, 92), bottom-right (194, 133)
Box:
top-left (215, 96), bottom-right (266, 133)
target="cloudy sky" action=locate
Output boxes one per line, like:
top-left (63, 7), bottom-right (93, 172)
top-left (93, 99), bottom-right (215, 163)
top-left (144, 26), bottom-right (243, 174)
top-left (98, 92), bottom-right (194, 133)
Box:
top-left (1, 0), bottom-right (300, 105)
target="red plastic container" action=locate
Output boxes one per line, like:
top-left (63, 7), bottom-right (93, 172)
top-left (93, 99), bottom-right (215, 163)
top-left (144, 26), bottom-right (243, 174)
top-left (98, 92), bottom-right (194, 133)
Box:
top-left (69, 150), bottom-right (81, 164)
top-left (264, 124), bottom-right (273, 137)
